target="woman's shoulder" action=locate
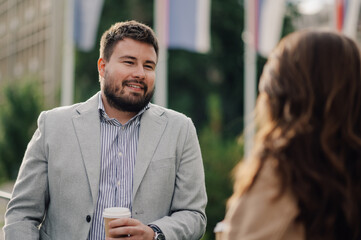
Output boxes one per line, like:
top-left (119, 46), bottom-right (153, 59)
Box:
top-left (223, 159), bottom-right (304, 240)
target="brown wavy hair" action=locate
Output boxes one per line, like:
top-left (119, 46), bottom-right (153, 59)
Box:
top-left (231, 30), bottom-right (361, 239)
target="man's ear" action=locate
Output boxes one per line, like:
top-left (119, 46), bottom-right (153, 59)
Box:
top-left (98, 58), bottom-right (106, 77)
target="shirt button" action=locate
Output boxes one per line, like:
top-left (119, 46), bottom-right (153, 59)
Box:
top-left (86, 215), bottom-right (91, 223)
top-left (118, 152), bottom-right (122, 157)
top-left (117, 181), bottom-right (121, 186)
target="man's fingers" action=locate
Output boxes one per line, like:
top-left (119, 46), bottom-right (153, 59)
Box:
top-left (109, 217), bottom-right (140, 227)
top-left (107, 219), bottom-right (154, 239)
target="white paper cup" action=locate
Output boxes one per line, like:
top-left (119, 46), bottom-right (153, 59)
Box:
top-left (103, 207), bottom-right (131, 237)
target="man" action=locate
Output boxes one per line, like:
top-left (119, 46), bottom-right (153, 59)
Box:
top-left (4, 20), bottom-right (207, 240)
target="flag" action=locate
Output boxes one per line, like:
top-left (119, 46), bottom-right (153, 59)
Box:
top-left (335, 0), bottom-right (361, 39)
top-left (155, 0), bottom-right (211, 53)
top-left (248, 0), bottom-right (286, 57)
top-left (336, 0), bottom-right (346, 31)
top-left (73, 0), bottom-right (105, 51)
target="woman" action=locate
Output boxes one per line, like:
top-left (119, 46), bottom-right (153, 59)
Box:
top-left (223, 30), bottom-right (361, 240)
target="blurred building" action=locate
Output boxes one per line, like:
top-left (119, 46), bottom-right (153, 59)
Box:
top-left (0, 0), bottom-right (65, 106)
top-left (289, 0), bottom-right (361, 46)
top-left (291, 0), bottom-right (333, 29)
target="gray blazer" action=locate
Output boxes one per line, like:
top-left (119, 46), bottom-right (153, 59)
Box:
top-left (4, 92), bottom-right (207, 240)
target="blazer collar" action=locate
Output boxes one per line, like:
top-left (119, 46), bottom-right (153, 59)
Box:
top-left (132, 103), bottom-right (167, 199)
top-left (72, 92), bottom-right (101, 204)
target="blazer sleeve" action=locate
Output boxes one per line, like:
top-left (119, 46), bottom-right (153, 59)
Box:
top-left (151, 118), bottom-right (207, 240)
top-left (223, 161), bottom-right (305, 240)
top-left (3, 111), bottom-right (49, 240)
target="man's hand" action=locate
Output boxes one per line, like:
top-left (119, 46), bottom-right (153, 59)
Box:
top-left (106, 218), bottom-right (155, 240)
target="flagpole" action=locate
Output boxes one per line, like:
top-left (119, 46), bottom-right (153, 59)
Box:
top-left (154, 0), bottom-right (168, 108)
top-left (342, 0), bottom-right (361, 39)
top-left (61, 0), bottom-right (74, 106)
top-left (243, 0), bottom-right (257, 158)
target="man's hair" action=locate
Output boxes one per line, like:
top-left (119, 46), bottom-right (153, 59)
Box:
top-left (99, 20), bottom-right (159, 61)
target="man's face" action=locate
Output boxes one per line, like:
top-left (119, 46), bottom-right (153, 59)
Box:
top-left (98, 38), bottom-right (157, 112)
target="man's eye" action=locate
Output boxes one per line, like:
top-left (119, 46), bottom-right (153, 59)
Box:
top-left (145, 65), bottom-right (154, 70)
top-left (124, 61), bottom-right (134, 65)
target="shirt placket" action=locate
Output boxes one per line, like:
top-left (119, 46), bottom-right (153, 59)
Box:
top-left (116, 125), bottom-right (124, 207)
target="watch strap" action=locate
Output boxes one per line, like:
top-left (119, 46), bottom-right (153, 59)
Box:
top-left (148, 224), bottom-right (165, 240)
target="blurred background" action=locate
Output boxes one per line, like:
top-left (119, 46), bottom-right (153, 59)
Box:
top-left (0, 0), bottom-right (360, 239)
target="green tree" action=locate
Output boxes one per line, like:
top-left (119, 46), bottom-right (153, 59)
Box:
top-left (199, 94), bottom-right (242, 238)
top-left (0, 80), bottom-right (43, 180)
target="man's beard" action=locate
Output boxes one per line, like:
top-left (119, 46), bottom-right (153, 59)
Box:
top-left (103, 76), bottom-right (154, 113)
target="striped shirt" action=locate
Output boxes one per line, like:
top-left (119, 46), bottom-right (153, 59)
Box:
top-left (88, 94), bottom-right (149, 239)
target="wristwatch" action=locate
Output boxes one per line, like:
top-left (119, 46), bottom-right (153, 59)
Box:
top-left (149, 224), bottom-right (166, 240)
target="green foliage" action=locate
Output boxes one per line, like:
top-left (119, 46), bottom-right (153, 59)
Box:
top-left (199, 94), bottom-right (243, 238)
top-left (200, 127), bottom-right (242, 238)
top-left (0, 80), bottom-right (43, 180)
top-left (168, 0), bottom-right (246, 136)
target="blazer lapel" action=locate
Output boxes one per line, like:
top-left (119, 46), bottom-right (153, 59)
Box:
top-left (72, 93), bottom-right (101, 203)
top-left (133, 104), bottom-right (167, 199)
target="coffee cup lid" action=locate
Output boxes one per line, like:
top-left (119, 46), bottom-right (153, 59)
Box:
top-left (103, 207), bottom-right (131, 218)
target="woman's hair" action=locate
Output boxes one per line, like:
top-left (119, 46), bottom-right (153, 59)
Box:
top-left (231, 30), bottom-right (361, 239)
top-left (99, 20), bottom-right (159, 62)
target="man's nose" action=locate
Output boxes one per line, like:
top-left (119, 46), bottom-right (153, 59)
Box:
top-left (132, 65), bottom-right (146, 79)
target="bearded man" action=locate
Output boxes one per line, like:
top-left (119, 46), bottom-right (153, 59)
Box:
top-left (4, 20), bottom-right (207, 240)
